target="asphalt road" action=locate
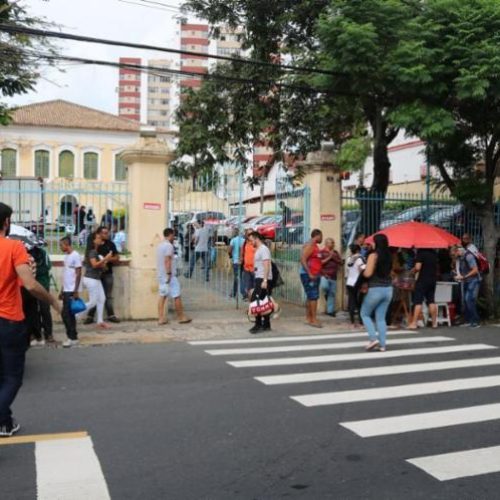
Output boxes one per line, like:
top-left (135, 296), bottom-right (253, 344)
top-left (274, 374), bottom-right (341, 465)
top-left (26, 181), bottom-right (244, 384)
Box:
top-left (4, 325), bottom-right (500, 499)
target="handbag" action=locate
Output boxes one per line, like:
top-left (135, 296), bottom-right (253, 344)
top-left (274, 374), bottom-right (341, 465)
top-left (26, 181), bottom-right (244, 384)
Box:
top-left (248, 295), bottom-right (275, 318)
top-left (70, 298), bottom-right (87, 315)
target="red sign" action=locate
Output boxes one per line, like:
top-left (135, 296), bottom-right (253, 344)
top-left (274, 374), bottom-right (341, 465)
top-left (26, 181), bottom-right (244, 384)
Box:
top-left (320, 214), bottom-right (336, 221)
top-left (143, 203), bottom-right (162, 211)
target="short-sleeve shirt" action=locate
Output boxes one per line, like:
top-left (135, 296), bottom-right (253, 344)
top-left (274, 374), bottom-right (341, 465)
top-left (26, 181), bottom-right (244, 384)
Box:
top-left (254, 244), bottom-right (273, 280)
top-left (113, 232), bottom-right (126, 253)
top-left (98, 240), bottom-right (118, 275)
top-left (415, 249), bottom-right (438, 285)
top-left (63, 250), bottom-right (83, 292)
top-left (242, 241), bottom-right (256, 272)
top-left (229, 236), bottom-right (245, 264)
top-left (0, 238), bottom-right (30, 321)
top-left (461, 252), bottom-right (481, 283)
top-left (195, 227), bottom-right (210, 252)
top-left (85, 249), bottom-right (102, 280)
top-left (157, 240), bottom-right (176, 283)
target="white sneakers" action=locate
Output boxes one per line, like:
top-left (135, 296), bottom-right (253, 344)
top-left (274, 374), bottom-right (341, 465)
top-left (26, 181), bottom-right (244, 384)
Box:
top-left (30, 339), bottom-right (45, 347)
top-left (62, 339), bottom-right (80, 348)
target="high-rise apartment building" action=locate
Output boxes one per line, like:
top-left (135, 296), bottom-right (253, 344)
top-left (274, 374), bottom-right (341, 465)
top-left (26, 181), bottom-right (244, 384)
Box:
top-left (180, 22), bottom-right (209, 91)
top-left (147, 59), bottom-right (173, 129)
top-left (216, 26), bottom-right (243, 58)
top-left (118, 57), bottom-right (142, 121)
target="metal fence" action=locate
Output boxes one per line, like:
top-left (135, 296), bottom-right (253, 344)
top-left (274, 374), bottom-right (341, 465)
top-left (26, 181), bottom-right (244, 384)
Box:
top-left (341, 190), bottom-right (497, 251)
top-left (0, 177), bottom-right (130, 255)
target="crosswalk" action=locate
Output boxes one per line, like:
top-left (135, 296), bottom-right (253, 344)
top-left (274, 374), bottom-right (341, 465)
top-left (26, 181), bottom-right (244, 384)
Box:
top-left (189, 330), bottom-right (500, 483)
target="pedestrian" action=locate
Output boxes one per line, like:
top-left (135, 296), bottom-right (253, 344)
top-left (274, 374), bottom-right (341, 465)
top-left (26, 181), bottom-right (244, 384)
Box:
top-left (361, 233), bottom-right (393, 352)
top-left (76, 205), bottom-right (86, 237)
top-left (279, 200), bottom-right (292, 245)
top-left (101, 209), bottom-right (114, 230)
top-left (300, 229), bottom-right (324, 328)
top-left (355, 232), bottom-right (370, 259)
top-left (408, 248), bottom-right (439, 329)
top-left (345, 244), bottom-right (366, 327)
top-left (59, 236), bottom-right (83, 347)
top-left (0, 203), bottom-right (60, 436)
top-left (112, 223), bottom-right (127, 253)
top-left (240, 228), bottom-right (256, 300)
top-left (249, 232), bottom-right (273, 334)
top-left (228, 228), bottom-right (245, 299)
top-left (456, 246), bottom-right (481, 328)
top-left (78, 231), bottom-right (113, 330)
top-left (31, 245), bottom-right (54, 345)
top-left (319, 238), bottom-right (342, 317)
top-left (187, 221), bottom-right (210, 281)
top-left (84, 226), bottom-right (121, 324)
top-left (73, 204), bottom-right (79, 236)
top-left (157, 228), bottom-right (192, 325)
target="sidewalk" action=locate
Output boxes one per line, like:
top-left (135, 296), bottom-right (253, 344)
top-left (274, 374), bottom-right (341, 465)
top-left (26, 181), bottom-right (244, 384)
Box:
top-left (47, 302), bottom-right (362, 347)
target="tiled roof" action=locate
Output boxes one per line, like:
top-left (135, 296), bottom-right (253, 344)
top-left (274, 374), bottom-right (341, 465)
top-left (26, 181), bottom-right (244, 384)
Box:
top-left (11, 100), bottom-right (141, 132)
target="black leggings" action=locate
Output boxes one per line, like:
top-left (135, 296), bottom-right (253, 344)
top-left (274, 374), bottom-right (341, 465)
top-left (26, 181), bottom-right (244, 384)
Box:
top-left (347, 285), bottom-right (360, 324)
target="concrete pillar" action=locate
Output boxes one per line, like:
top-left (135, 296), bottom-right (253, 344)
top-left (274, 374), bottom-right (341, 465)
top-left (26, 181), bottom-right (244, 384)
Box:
top-left (300, 145), bottom-right (344, 311)
top-left (120, 133), bottom-right (173, 319)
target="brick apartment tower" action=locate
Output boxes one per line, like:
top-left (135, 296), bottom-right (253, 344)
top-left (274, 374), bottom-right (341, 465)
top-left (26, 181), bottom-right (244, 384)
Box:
top-left (180, 22), bottom-right (209, 91)
top-left (118, 57), bottom-right (142, 121)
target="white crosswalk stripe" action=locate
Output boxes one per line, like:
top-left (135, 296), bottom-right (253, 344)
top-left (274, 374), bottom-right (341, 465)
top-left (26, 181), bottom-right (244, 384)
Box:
top-left (189, 330), bottom-right (413, 345)
top-left (256, 356), bottom-right (500, 385)
top-left (228, 343), bottom-right (493, 368)
top-left (189, 331), bottom-right (500, 481)
top-left (407, 445), bottom-right (500, 481)
top-left (206, 336), bottom-right (452, 356)
top-left (341, 402), bottom-right (500, 437)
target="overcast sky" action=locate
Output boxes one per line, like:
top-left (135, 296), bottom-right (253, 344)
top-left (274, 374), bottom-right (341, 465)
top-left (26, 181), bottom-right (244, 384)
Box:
top-left (8, 0), bottom-right (189, 114)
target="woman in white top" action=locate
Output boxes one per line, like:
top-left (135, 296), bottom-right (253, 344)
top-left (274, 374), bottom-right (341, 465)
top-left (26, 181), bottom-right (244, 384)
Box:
top-left (345, 243), bottom-right (366, 327)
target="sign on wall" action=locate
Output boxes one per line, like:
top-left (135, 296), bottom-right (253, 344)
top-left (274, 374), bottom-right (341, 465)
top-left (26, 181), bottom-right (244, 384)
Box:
top-left (320, 214), bottom-right (336, 221)
top-left (143, 203), bottom-right (162, 211)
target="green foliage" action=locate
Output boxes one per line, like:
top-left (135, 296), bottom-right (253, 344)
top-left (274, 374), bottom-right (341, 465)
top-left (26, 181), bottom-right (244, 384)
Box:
top-left (336, 135), bottom-right (371, 173)
top-left (0, 1), bottom-right (58, 124)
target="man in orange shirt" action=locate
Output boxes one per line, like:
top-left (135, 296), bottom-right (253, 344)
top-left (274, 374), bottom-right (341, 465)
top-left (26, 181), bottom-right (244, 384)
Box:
top-left (240, 228), bottom-right (256, 300)
top-left (0, 203), bottom-right (61, 437)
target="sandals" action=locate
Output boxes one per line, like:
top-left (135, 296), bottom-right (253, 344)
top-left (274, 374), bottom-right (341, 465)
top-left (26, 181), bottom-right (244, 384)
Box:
top-left (365, 340), bottom-right (380, 352)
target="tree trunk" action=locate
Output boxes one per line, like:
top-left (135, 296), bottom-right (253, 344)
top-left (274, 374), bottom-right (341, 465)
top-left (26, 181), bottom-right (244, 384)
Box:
top-left (479, 209), bottom-right (498, 318)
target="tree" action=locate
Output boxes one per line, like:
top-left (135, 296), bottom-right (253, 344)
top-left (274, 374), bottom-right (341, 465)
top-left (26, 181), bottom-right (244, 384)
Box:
top-left (315, 0), bottom-right (423, 234)
top-left (391, 0), bottom-right (500, 314)
top-left (0, 1), bottom-right (58, 125)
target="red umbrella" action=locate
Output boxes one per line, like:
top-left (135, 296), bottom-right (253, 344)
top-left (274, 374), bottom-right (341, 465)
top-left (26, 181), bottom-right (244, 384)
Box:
top-left (365, 221), bottom-right (460, 249)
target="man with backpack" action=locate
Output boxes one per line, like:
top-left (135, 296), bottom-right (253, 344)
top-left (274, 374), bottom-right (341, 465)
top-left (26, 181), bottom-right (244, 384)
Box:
top-left (456, 245), bottom-right (481, 328)
top-left (461, 233), bottom-right (490, 275)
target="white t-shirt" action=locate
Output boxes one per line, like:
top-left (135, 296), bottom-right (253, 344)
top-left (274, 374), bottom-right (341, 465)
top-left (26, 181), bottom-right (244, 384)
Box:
top-left (195, 227), bottom-right (210, 252)
top-left (346, 254), bottom-right (366, 287)
top-left (254, 244), bottom-right (273, 280)
top-left (157, 240), bottom-right (176, 283)
top-left (63, 250), bottom-right (83, 292)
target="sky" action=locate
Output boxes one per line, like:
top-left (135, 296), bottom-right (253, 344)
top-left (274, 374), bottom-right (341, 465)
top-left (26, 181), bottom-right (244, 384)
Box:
top-left (7, 0), bottom-right (189, 114)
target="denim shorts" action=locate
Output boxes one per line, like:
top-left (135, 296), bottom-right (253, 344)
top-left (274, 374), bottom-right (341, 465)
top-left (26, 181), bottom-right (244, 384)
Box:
top-left (300, 273), bottom-right (320, 301)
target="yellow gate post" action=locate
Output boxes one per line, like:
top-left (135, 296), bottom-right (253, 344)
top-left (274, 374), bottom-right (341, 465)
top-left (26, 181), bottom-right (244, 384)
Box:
top-left (120, 131), bottom-right (173, 320)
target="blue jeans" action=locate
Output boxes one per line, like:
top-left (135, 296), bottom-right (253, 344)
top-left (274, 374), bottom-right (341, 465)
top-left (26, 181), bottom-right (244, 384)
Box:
top-left (360, 287), bottom-right (393, 348)
top-left (464, 279), bottom-right (480, 325)
top-left (188, 251), bottom-right (210, 281)
top-left (0, 318), bottom-right (29, 425)
top-left (320, 277), bottom-right (337, 314)
top-left (232, 263), bottom-right (242, 297)
top-left (241, 270), bottom-right (255, 297)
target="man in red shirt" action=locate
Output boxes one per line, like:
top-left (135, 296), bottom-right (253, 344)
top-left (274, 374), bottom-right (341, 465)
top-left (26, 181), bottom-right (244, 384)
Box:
top-left (0, 203), bottom-right (61, 437)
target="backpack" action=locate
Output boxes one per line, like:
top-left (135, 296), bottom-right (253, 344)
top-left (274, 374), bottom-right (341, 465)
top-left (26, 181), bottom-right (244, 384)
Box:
top-left (471, 251), bottom-right (490, 275)
top-left (271, 261), bottom-right (284, 288)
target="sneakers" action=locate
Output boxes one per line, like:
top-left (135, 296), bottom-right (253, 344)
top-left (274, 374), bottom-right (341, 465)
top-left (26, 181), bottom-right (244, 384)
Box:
top-left (0, 420), bottom-right (20, 438)
top-left (249, 325), bottom-right (262, 334)
top-left (63, 339), bottom-right (80, 348)
top-left (459, 323), bottom-right (472, 328)
top-left (30, 339), bottom-right (45, 347)
top-left (470, 323), bottom-right (481, 329)
top-left (107, 316), bottom-right (121, 324)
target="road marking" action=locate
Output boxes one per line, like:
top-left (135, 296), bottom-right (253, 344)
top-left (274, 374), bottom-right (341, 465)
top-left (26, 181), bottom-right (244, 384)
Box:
top-left (36, 435), bottom-right (111, 500)
top-left (189, 330), bottom-right (413, 345)
top-left (0, 431), bottom-right (88, 446)
top-left (207, 336), bottom-right (453, 356)
top-left (341, 402), bottom-right (500, 437)
top-left (291, 374), bottom-right (500, 407)
top-left (255, 356), bottom-right (500, 385)
top-left (228, 344), bottom-right (496, 368)
top-left (407, 445), bottom-right (500, 481)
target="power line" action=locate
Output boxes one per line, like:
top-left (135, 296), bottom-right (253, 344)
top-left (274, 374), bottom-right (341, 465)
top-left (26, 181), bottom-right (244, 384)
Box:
top-left (0, 23), bottom-right (349, 79)
top-left (116, 0), bottom-right (181, 13)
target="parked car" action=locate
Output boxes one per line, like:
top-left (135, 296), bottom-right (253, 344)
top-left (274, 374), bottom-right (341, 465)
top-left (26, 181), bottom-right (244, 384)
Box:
top-left (244, 215), bottom-right (275, 231)
top-left (257, 216), bottom-right (283, 241)
top-left (380, 205), bottom-right (450, 229)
